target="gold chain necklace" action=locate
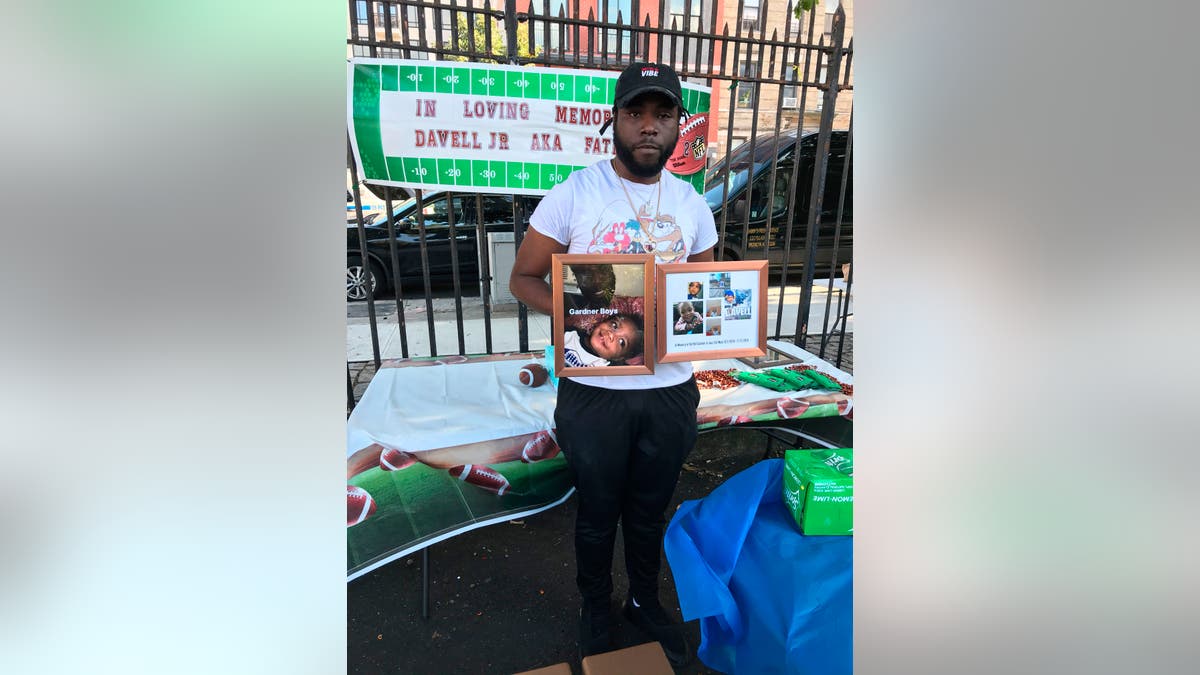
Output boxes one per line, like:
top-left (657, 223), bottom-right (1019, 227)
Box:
top-left (617, 171), bottom-right (661, 230)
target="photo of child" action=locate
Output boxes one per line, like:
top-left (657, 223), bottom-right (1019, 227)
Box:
top-left (705, 299), bottom-right (723, 317)
top-left (724, 289), bottom-right (753, 320)
top-left (562, 313), bottom-right (645, 368)
top-left (705, 318), bottom-right (722, 336)
top-left (686, 280), bottom-right (703, 299)
top-left (555, 257), bottom-right (651, 374)
top-left (672, 301), bottom-right (704, 335)
top-left (708, 272), bottom-right (731, 294)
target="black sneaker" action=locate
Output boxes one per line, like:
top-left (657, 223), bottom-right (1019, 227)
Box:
top-left (579, 598), bottom-right (613, 659)
top-left (621, 594), bottom-right (692, 668)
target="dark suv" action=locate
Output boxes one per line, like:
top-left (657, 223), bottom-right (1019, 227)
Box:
top-left (347, 192), bottom-right (539, 301)
top-left (703, 129), bottom-right (852, 277)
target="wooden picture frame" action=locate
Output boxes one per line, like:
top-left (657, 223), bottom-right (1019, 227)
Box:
top-left (655, 260), bottom-right (768, 363)
top-left (552, 253), bottom-right (656, 377)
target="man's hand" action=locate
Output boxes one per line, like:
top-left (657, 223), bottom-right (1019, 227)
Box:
top-left (509, 229), bottom-right (567, 315)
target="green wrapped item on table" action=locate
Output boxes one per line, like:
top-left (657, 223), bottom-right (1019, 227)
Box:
top-left (802, 369), bottom-right (842, 391)
top-left (734, 370), bottom-right (794, 392)
top-left (768, 368), bottom-right (817, 390)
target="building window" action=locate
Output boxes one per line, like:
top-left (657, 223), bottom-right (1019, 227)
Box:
top-left (355, 1), bottom-right (368, 25)
top-left (603, 0), bottom-right (633, 56)
top-left (781, 66), bottom-right (798, 107)
top-left (535, 0), bottom-right (570, 54)
top-left (668, 0), bottom-right (704, 32)
top-left (787, 8), bottom-right (803, 38)
top-left (375, 4), bottom-right (397, 29)
top-left (742, 0), bottom-right (761, 33)
top-left (736, 63), bottom-right (756, 108)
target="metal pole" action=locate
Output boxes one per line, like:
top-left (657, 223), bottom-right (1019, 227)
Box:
top-left (504, 0), bottom-right (519, 63)
top-left (793, 4), bottom-right (845, 346)
top-left (349, 135), bottom-right (382, 368)
top-left (422, 547), bottom-right (431, 619)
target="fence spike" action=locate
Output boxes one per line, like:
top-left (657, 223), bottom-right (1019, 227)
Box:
top-left (643, 12), bottom-right (653, 62)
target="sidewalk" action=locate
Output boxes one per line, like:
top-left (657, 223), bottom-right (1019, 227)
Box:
top-left (346, 281), bottom-right (853, 363)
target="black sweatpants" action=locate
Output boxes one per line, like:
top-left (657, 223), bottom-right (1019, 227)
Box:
top-left (553, 376), bottom-right (701, 603)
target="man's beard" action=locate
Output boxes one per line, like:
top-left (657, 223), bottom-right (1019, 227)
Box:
top-left (613, 131), bottom-right (676, 178)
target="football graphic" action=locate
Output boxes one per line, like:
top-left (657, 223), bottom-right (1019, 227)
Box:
top-left (347, 485), bottom-right (376, 527)
top-left (668, 113), bottom-right (708, 176)
top-left (448, 464), bottom-right (510, 496)
top-left (521, 429), bottom-right (560, 463)
top-left (379, 446), bottom-right (418, 471)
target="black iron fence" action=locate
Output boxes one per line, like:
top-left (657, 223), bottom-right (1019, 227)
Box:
top-left (347, 0), bottom-right (853, 409)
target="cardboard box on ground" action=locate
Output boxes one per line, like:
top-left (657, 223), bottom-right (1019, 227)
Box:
top-left (512, 662), bottom-right (573, 675)
top-left (783, 448), bottom-right (854, 536)
top-left (511, 642), bottom-right (673, 675)
top-left (582, 641), bottom-right (674, 675)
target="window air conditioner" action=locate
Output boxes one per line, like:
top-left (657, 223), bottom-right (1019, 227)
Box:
top-left (782, 96), bottom-right (798, 108)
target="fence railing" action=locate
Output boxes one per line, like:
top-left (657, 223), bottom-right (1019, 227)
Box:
top-left (346, 0), bottom-right (854, 410)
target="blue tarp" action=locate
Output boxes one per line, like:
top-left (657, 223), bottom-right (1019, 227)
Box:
top-left (664, 459), bottom-right (852, 674)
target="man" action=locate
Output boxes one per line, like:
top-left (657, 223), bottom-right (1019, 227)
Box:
top-left (510, 62), bottom-right (717, 667)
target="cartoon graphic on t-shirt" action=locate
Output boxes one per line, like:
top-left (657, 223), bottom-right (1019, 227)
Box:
top-left (642, 212), bottom-right (687, 263)
top-left (596, 218), bottom-right (644, 254)
top-left (588, 201), bottom-right (687, 263)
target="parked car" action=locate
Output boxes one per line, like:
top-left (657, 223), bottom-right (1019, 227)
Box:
top-left (346, 173), bottom-right (414, 225)
top-left (347, 191), bottom-right (540, 301)
top-left (703, 129), bottom-right (852, 277)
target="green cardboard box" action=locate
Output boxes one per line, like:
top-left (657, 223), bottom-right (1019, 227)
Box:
top-left (782, 448), bottom-right (853, 535)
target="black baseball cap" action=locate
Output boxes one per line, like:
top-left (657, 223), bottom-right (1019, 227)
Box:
top-left (598, 62), bottom-right (689, 134)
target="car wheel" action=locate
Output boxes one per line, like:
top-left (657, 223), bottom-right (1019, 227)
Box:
top-left (347, 256), bottom-right (382, 301)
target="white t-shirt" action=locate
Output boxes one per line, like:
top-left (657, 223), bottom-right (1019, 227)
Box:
top-left (562, 330), bottom-right (609, 368)
top-left (530, 159), bottom-right (719, 390)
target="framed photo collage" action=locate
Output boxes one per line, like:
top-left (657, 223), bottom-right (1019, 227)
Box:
top-left (551, 254), bottom-right (768, 377)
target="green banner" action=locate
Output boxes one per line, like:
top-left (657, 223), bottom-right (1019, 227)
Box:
top-left (348, 58), bottom-right (713, 196)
